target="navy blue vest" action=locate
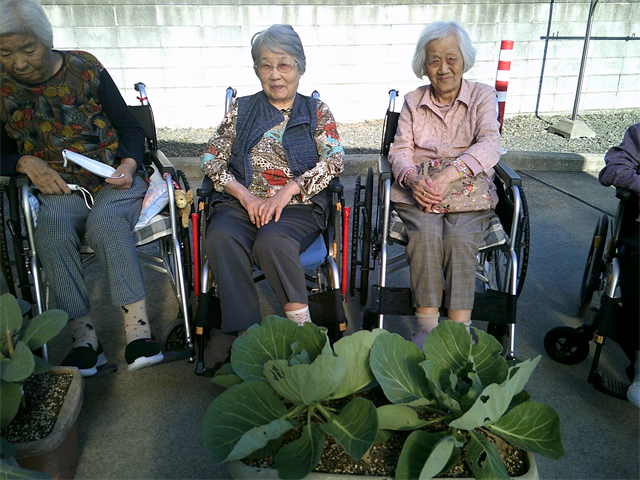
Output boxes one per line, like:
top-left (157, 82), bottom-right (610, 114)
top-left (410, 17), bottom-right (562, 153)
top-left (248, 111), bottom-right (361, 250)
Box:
top-left (225, 91), bottom-right (331, 228)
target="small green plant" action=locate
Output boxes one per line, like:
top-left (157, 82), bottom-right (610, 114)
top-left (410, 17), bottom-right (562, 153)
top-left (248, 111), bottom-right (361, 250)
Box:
top-left (371, 321), bottom-right (564, 479)
top-left (0, 293), bottom-right (68, 429)
top-left (202, 315), bottom-right (383, 480)
top-left (202, 318), bottom-right (564, 480)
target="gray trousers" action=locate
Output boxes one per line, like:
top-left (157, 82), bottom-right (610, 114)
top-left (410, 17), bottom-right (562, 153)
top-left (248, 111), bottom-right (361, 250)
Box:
top-left (394, 203), bottom-right (496, 311)
top-left (35, 175), bottom-right (148, 318)
top-left (203, 199), bottom-right (321, 333)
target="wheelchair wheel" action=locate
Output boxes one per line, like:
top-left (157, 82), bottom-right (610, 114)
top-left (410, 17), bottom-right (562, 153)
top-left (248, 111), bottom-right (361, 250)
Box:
top-left (578, 215), bottom-right (608, 318)
top-left (349, 167), bottom-right (374, 306)
top-left (161, 317), bottom-right (190, 353)
top-left (544, 326), bottom-right (590, 365)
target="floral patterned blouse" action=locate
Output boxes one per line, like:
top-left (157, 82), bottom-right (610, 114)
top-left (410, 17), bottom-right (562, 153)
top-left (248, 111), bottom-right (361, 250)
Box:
top-left (201, 100), bottom-right (344, 204)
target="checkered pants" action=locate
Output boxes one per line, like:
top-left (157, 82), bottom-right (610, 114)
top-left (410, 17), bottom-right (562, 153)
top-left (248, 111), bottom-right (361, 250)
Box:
top-left (394, 203), bottom-right (496, 311)
top-left (34, 176), bottom-right (148, 318)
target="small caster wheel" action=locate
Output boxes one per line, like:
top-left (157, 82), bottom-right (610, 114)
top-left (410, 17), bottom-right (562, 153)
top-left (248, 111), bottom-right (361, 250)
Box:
top-left (544, 326), bottom-right (590, 365)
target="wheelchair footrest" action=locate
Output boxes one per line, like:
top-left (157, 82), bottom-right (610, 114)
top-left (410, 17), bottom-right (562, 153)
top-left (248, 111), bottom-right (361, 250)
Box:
top-left (591, 370), bottom-right (630, 401)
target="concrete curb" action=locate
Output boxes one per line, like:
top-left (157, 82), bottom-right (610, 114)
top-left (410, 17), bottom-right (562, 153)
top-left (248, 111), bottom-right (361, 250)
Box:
top-left (170, 150), bottom-right (605, 182)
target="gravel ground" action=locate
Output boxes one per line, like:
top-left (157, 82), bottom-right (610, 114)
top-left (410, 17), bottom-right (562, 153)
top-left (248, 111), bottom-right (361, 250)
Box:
top-left (157, 111), bottom-right (640, 158)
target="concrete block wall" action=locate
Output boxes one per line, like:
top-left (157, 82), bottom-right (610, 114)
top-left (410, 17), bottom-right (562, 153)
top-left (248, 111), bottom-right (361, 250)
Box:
top-left (41, 0), bottom-right (639, 127)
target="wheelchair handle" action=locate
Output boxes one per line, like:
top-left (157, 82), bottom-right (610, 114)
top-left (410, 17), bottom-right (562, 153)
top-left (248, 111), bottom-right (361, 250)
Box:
top-left (225, 87), bottom-right (237, 113)
top-left (134, 83), bottom-right (149, 105)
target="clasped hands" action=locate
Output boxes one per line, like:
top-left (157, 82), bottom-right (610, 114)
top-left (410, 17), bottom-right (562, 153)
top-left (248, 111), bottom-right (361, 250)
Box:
top-left (406, 165), bottom-right (459, 213)
top-left (238, 180), bottom-right (300, 228)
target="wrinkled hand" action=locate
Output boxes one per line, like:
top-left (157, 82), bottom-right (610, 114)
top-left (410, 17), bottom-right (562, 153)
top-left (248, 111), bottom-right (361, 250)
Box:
top-left (256, 181), bottom-right (299, 228)
top-left (104, 158), bottom-right (136, 189)
top-left (15, 155), bottom-right (71, 195)
top-left (238, 191), bottom-right (265, 226)
top-left (407, 167), bottom-right (458, 212)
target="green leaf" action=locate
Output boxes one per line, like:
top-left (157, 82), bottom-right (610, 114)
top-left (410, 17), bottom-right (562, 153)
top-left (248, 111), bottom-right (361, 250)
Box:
top-left (0, 457), bottom-right (52, 479)
top-left (449, 357), bottom-right (541, 431)
top-left (419, 435), bottom-right (462, 480)
top-left (0, 380), bottom-right (22, 429)
top-left (487, 401), bottom-right (565, 460)
top-left (374, 428), bottom-right (394, 444)
top-left (377, 404), bottom-right (428, 431)
top-left (17, 309), bottom-right (68, 350)
top-left (264, 355), bottom-right (346, 405)
top-left (294, 322), bottom-right (329, 363)
top-left (0, 294), bottom-right (23, 336)
top-left (274, 422), bottom-right (325, 480)
top-left (0, 342), bottom-right (35, 382)
top-left (32, 354), bottom-right (52, 375)
top-left (319, 396), bottom-right (378, 460)
top-left (211, 363), bottom-right (243, 388)
top-left (470, 328), bottom-right (508, 387)
top-left (231, 316), bottom-right (300, 381)
top-left (465, 430), bottom-right (510, 480)
top-left (395, 430), bottom-right (450, 480)
top-left (370, 331), bottom-right (430, 404)
top-left (202, 380), bottom-right (292, 463)
top-left (227, 418), bottom-right (294, 461)
top-left (331, 329), bottom-right (383, 399)
top-left (420, 359), bottom-right (462, 416)
top-left (422, 321), bottom-right (472, 375)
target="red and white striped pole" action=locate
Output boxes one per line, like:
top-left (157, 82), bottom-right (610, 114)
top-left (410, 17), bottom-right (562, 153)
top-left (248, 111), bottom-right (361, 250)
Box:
top-left (495, 40), bottom-right (513, 133)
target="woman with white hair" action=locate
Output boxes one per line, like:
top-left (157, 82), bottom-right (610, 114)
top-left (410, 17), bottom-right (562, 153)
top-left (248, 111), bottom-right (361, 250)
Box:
top-left (388, 20), bottom-right (502, 349)
top-left (200, 24), bottom-right (344, 335)
top-left (0, 0), bottom-right (164, 374)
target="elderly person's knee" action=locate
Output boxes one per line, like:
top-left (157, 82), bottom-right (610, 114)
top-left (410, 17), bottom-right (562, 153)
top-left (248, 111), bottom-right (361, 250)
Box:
top-left (252, 231), bottom-right (298, 261)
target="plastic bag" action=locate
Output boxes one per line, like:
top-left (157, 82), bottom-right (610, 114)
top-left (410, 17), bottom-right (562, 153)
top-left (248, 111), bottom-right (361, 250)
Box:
top-left (135, 165), bottom-right (169, 229)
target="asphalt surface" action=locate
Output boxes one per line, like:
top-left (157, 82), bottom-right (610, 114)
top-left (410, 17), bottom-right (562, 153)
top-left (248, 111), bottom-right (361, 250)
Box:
top-left (3, 152), bottom-right (639, 479)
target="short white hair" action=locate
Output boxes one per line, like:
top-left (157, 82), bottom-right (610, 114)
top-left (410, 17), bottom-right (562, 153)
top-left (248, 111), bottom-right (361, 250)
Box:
top-left (251, 24), bottom-right (306, 75)
top-left (0, 0), bottom-right (53, 49)
top-left (411, 21), bottom-right (476, 79)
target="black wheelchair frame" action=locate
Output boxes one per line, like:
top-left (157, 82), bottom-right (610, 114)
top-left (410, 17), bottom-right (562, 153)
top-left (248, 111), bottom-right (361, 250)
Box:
top-left (544, 187), bottom-right (639, 400)
top-left (350, 89), bottom-right (530, 359)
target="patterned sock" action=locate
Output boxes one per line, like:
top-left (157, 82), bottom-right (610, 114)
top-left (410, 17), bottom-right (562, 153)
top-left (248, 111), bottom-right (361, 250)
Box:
top-left (122, 300), bottom-right (152, 344)
top-left (68, 313), bottom-right (99, 350)
top-left (285, 306), bottom-right (312, 326)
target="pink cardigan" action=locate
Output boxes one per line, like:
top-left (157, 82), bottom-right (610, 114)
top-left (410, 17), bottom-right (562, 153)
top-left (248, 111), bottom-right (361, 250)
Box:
top-left (388, 79), bottom-right (502, 205)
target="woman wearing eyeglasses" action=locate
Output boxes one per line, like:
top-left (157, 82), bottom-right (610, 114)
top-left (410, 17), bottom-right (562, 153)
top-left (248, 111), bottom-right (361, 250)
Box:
top-left (200, 24), bottom-right (344, 334)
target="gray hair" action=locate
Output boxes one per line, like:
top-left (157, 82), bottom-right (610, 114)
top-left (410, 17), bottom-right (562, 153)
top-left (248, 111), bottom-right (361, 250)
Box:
top-left (251, 24), bottom-right (306, 75)
top-left (411, 21), bottom-right (476, 79)
top-left (0, 0), bottom-right (54, 49)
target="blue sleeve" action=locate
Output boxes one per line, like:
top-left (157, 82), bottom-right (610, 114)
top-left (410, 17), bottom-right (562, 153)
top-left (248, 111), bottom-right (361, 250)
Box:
top-left (97, 68), bottom-right (146, 170)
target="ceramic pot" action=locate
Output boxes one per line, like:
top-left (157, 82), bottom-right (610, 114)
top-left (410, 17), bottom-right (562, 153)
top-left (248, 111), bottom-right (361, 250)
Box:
top-left (228, 450), bottom-right (539, 480)
top-left (13, 366), bottom-right (84, 480)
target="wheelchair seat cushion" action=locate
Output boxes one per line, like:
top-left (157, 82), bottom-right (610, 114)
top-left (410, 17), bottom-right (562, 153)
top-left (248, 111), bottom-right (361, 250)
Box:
top-left (388, 209), bottom-right (507, 251)
top-left (299, 233), bottom-right (327, 270)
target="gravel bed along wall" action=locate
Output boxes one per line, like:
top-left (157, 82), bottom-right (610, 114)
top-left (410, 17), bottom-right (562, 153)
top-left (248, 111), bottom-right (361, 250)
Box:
top-left (156, 112), bottom-right (640, 158)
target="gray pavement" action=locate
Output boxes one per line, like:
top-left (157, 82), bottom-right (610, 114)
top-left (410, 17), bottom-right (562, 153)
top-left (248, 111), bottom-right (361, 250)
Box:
top-left (7, 152), bottom-right (640, 479)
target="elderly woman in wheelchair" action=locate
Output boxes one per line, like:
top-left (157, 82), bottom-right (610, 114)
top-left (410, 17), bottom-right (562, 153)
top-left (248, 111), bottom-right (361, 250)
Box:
top-left (388, 21), bottom-right (502, 349)
top-left (598, 122), bottom-right (640, 406)
top-left (0, 0), bottom-right (164, 375)
top-left (200, 24), bottom-right (344, 334)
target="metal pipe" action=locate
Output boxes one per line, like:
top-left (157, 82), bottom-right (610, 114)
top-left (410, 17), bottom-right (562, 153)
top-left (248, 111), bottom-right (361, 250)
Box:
top-left (572, 0), bottom-right (600, 121)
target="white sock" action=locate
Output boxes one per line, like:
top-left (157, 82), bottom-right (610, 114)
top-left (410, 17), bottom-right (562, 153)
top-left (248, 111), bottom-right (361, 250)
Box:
top-left (415, 312), bottom-right (440, 335)
top-left (285, 306), bottom-right (312, 326)
top-left (68, 313), bottom-right (98, 350)
top-left (122, 299), bottom-right (152, 344)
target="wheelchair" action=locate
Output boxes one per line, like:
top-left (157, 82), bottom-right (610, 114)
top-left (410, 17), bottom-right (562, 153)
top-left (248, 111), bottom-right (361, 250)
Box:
top-left (190, 87), bottom-right (348, 376)
top-left (0, 83), bottom-right (196, 367)
top-left (349, 90), bottom-right (530, 359)
top-left (544, 187), bottom-right (639, 400)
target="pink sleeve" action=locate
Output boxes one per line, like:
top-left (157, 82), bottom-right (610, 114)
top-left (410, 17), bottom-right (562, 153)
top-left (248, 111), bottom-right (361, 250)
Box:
top-left (389, 101), bottom-right (419, 184)
top-left (461, 88), bottom-right (502, 175)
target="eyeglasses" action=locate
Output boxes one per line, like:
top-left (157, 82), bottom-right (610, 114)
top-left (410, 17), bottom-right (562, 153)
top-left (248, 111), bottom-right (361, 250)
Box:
top-left (255, 62), bottom-right (298, 74)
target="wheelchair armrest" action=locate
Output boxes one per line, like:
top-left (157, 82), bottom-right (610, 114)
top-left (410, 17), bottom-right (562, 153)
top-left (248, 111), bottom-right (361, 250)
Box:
top-left (494, 160), bottom-right (522, 188)
top-left (9, 174), bottom-right (31, 188)
top-left (197, 175), bottom-right (214, 198)
top-left (148, 150), bottom-right (177, 179)
top-left (615, 186), bottom-right (633, 202)
top-left (379, 154), bottom-right (392, 181)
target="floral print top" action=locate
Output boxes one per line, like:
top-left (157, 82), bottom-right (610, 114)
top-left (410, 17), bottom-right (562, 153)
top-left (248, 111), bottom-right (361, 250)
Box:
top-left (1, 51), bottom-right (145, 192)
top-left (201, 99), bottom-right (344, 204)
